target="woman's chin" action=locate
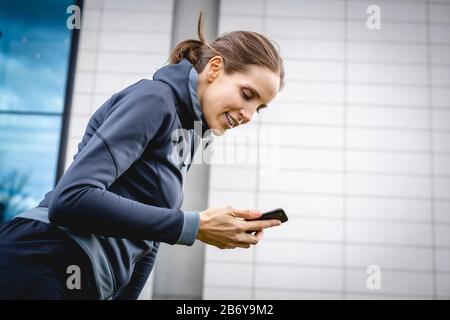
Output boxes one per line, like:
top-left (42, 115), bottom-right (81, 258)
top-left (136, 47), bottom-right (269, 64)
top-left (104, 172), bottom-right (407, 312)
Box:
top-left (205, 118), bottom-right (228, 136)
top-left (210, 126), bottom-right (226, 136)
top-left (204, 115), bottom-right (230, 136)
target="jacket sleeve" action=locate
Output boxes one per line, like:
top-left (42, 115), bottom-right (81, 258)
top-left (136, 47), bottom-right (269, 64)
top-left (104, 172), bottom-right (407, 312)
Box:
top-left (48, 88), bottom-right (188, 244)
top-left (175, 211), bottom-right (200, 246)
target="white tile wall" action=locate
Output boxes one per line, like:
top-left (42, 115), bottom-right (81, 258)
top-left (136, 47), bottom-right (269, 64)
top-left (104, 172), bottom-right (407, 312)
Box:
top-left (348, 1), bottom-right (426, 22)
top-left (346, 268), bottom-right (434, 297)
top-left (204, 0), bottom-right (450, 300)
top-left (255, 265), bottom-right (344, 291)
top-left (346, 197), bottom-right (431, 221)
top-left (255, 290), bottom-right (342, 300)
top-left (436, 201), bottom-right (450, 223)
top-left (66, 0), bottom-right (174, 299)
top-left (347, 107), bottom-right (429, 129)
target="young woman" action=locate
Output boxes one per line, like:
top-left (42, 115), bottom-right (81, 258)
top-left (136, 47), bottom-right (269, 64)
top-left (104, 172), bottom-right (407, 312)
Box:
top-left (0, 14), bottom-right (285, 300)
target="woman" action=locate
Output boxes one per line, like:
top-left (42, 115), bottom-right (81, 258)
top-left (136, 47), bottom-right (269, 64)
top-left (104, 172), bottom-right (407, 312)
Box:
top-left (0, 14), bottom-right (285, 300)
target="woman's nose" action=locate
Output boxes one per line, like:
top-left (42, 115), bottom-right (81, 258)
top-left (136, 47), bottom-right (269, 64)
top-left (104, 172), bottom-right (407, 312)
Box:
top-left (239, 107), bottom-right (254, 124)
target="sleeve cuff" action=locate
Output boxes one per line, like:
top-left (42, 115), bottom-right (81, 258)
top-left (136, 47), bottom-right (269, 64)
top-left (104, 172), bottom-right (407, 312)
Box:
top-left (175, 211), bottom-right (200, 246)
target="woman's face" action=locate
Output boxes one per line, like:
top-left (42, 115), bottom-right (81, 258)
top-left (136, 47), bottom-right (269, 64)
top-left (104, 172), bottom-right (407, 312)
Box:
top-left (198, 56), bottom-right (280, 135)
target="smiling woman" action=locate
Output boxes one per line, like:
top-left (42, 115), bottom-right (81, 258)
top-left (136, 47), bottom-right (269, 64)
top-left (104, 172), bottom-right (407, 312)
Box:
top-left (0, 11), bottom-right (284, 300)
top-left (170, 13), bottom-right (284, 135)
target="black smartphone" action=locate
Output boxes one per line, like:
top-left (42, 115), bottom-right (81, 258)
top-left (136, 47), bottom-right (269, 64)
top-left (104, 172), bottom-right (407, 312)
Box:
top-left (245, 208), bottom-right (288, 234)
top-left (254, 208), bottom-right (288, 223)
top-left (246, 208), bottom-right (288, 223)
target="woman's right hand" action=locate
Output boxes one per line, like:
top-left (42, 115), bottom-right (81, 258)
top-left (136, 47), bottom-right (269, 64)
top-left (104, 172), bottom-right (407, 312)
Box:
top-left (195, 206), bottom-right (282, 249)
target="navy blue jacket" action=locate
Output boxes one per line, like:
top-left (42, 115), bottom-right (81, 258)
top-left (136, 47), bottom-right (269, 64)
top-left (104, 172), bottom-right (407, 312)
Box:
top-left (36, 59), bottom-right (211, 299)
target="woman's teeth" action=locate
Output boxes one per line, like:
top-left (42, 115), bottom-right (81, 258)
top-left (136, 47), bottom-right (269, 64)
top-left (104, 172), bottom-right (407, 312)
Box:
top-left (225, 112), bottom-right (237, 129)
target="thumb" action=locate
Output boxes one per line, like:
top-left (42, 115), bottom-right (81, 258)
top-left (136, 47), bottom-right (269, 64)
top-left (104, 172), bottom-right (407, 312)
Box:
top-left (231, 209), bottom-right (262, 220)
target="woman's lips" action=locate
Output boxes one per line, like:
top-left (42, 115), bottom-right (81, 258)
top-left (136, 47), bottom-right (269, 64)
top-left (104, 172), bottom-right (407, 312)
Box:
top-left (225, 112), bottom-right (237, 129)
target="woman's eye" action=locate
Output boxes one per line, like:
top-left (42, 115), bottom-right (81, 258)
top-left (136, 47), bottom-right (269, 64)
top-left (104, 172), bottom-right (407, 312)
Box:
top-left (256, 106), bottom-right (262, 113)
top-left (241, 90), bottom-right (253, 100)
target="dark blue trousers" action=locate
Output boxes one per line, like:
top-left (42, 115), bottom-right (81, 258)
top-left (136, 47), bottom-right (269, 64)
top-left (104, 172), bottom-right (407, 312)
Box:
top-left (0, 217), bottom-right (97, 299)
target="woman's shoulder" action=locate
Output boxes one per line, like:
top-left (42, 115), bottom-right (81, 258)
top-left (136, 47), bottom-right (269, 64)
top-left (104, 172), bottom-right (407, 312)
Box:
top-left (112, 79), bottom-right (177, 116)
top-left (121, 79), bottom-right (173, 102)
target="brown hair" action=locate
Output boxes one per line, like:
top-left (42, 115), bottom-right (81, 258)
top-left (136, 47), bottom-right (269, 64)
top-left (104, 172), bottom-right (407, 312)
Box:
top-left (169, 12), bottom-right (285, 90)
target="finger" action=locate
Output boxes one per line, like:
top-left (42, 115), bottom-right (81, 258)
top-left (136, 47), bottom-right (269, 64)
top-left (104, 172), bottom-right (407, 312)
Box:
top-left (244, 219), bottom-right (281, 231)
top-left (254, 230), bottom-right (264, 242)
top-left (237, 233), bottom-right (259, 245)
top-left (231, 208), bottom-right (262, 220)
top-left (220, 243), bottom-right (235, 250)
top-left (233, 242), bottom-right (251, 249)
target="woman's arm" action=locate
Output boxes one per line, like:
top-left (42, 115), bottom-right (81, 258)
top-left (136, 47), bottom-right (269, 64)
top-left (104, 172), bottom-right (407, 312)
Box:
top-left (48, 82), bottom-right (193, 245)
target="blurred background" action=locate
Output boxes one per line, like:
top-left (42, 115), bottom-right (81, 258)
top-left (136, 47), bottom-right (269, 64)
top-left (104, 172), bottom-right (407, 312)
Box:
top-left (0, 0), bottom-right (449, 299)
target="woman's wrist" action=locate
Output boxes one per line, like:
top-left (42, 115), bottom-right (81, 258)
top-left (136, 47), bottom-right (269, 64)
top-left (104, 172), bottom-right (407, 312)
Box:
top-left (196, 210), bottom-right (207, 241)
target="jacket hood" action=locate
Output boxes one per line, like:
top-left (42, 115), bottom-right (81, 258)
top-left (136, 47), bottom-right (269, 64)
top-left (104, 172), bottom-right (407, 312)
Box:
top-left (153, 59), bottom-right (210, 135)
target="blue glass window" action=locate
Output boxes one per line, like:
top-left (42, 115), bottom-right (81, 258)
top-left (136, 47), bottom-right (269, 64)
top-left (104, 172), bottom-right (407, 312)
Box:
top-left (0, 0), bottom-right (75, 221)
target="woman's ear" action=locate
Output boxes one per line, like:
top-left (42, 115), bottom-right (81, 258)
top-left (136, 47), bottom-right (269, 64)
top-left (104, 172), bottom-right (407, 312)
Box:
top-left (207, 55), bottom-right (223, 82)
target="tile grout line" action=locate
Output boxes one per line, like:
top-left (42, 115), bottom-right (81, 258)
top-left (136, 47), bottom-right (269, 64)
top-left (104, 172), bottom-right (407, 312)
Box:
top-left (342, 0), bottom-right (349, 300)
top-left (426, 0), bottom-right (438, 300)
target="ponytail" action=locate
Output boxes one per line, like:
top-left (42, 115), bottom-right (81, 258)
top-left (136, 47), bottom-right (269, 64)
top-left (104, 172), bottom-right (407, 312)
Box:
top-left (169, 12), bottom-right (207, 67)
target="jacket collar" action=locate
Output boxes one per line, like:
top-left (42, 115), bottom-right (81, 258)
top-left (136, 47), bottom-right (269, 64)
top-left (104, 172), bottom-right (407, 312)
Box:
top-left (153, 59), bottom-right (210, 136)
